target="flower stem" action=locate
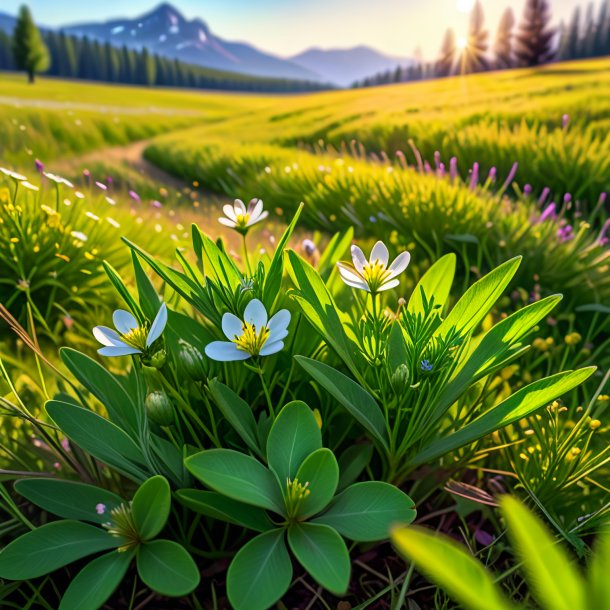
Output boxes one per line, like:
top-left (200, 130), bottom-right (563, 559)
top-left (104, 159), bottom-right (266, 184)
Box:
top-left (242, 233), bottom-right (252, 276)
top-left (256, 362), bottom-right (275, 418)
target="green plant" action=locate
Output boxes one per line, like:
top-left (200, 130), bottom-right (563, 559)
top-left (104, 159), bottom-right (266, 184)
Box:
top-left (0, 476), bottom-right (199, 609)
top-left (182, 400), bottom-right (416, 609)
top-left (392, 495), bottom-right (610, 610)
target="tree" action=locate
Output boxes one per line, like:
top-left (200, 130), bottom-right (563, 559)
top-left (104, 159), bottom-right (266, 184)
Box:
top-left (581, 2), bottom-right (597, 57)
top-left (562, 6), bottom-right (582, 60)
top-left (593, 0), bottom-right (610, 56)
top-left (435, 28), bottom-right (457, 77)
top-left (514, 0), bottom-right (555, 67)
top-left (493, 7), bottom-right (515, 69)
top-left (12, 5), bottom-right (50, 83)
top-left (462, 1), bottom-right (489, 73)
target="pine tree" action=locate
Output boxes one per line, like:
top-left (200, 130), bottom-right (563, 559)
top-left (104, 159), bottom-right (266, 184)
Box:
top-left (514, 0), bottom-right (555, 67)
top-left (58, 32), bottom-right (77, 77)
top-left (0, 31), bottom-right (14, 70)
top-left (12, 5), bottom-right (50, 83)
top-left (562, 6), bottom-right (581, 60)
top-left (581, 3), bottom-right (596, 58)
top-left (493, 7), bottom-right (515, 69)
top-left (462, 1), bottom-right (489, 73)
top-left (435, 28), bottom-right (457, 77)
top-left (593, 1), bottom-right (609, 56)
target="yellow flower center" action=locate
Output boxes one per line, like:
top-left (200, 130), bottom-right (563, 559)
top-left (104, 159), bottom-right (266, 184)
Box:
top-left (362, 259), bottom-right (391, 292)
top-left (233, 322), bottom-right (270, 356)
top-left (103, 504), bottom-right (140, 552)
top-left (235, 212), bottom-right (251, 229)
top-left (285, 477), bottom-right (311, 520)
top-left (120, 325), bottom-right (149, 351)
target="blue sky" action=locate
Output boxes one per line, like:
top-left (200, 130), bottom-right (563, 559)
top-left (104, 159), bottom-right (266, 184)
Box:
top-left (1, 0), bottom-right (591, 58)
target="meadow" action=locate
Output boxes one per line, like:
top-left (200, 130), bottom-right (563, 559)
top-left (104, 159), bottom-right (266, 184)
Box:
top-left (0, 56), bottom-right (609, 609)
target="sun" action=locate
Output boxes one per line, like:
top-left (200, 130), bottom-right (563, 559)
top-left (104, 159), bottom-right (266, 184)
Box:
top-left (456, 0), bottom-right (475, 12)
top-left (457, 36), bottom-right (468, 50)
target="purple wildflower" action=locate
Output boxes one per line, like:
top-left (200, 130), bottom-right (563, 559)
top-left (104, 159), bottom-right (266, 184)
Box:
top-left (95, 181), bottom-right (107, 191)
top-left (597, 219), bottom-right (610, 246)
top-left (302, 238), bottom-right (316, 256)
top-left (421, 359), bottom-right (433, 372)
top-left (524, 184), bottom-right (532, 195)
top-left (562, 114), bottom-right (570, 129)
top-left (538, 203), bottom-right (557, 223)
top-left (95, 503), bottom-right (106, 515)
top-left (469, 162), bottom-right (479, 190)
top-left (538, 187), bottom-right (550, 205)
top-left (151, 200), bottom-right (163, 209)
top-left (557, 224), bottom-right (574, 242)
top-left (129, 190), bottom-right (141, 203)
top-left (34, 159), bottom-right (44, 173)
top-left (449, 157), bottom-right (458, 182)
top-left (487, 166), bottom-right (497, 182)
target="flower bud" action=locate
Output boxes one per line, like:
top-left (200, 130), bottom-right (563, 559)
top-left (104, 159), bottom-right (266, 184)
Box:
top-left (144, 349), bottom-right (166, 369)
top-left (391, 364), bottom-right (410, 392)
top-left (145, 391), bottom-right (174, 426)
top-left (178, 340), bottom-right (206, 381)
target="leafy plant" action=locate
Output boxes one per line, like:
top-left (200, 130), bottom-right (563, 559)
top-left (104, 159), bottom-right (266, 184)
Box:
top-left (181, 401), bottom-right (416, 609)
top-left (0, 476), bottom-right (200, 609)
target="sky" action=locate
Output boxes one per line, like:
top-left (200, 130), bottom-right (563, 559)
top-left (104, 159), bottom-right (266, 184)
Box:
top-left (1, 0), bottom-right (593, 59)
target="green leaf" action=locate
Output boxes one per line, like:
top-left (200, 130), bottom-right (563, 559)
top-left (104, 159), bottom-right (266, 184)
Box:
top-left (337, 444), bottom-right (374, 491)
top-left (413, 367), bottom-right (596, 465)
top-left (589, 534), bottom-right (610, 610)
top-left (387, 323), bottom-right (409, 372)
top-left (185, 449), bottom-right (285, 515)
top-left (46, 401), bottom-right (148, 482)
top-left (575, 304), bottom-right (610, 314)
top-left (392, 525), bottom-right (513, 610)
top-left (132, 476), bottom-right (170, 541)
top-left (14, 479), bottom-right (123, 524)
top-left (435, 257), bottom-right (521, 339)
top-left (103, 261), bottom-right (144, 323)
top-left (60, 348), bottom-right (142, 437)
top-left (318, 227), bottom-right (354, 281)
top-left (288, 523), bottom-right (350, 595)
top-left (59, 549), bottom-right (134, 610)
top-left (192, 224), bottom-right (242, 287)
top-left (0, 521), bottom-right (119, 580)
top-left (266, 401), bottom-right (322, 484)
top-left (132, 250), bottom-right (162, 321)
top-left (208, 379), bottom-right (262, 458)
top-left (501, 496), bottom-right (585, 610)
top-left (137, 540), bottom-right (200, 597)
top-left (176, 490), bottom-right (273, 532)
top-left (263, 203), bottom-right (303, 307)
top-left (314, 482), bottom-right (416, 542)
top-left (227, 529), bottom-right (292, 610)
top-left (295, 356), bottom-right (389, 451)
top-left (295, 448), bottom-right (339, 519)
top-left (407, 253), bottom-right (456, 316)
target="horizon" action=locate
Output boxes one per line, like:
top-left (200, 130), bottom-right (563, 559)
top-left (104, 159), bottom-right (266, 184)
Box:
top-left (0, 0), bottom-right (594, 60)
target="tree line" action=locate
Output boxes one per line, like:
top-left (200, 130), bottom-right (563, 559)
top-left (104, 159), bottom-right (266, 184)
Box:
top-left (355, 0), bottom-right (610, 88)
top-left (0, 6), bottom-right (327, 92)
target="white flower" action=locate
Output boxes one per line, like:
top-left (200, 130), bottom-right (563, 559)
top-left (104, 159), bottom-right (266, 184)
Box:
top-left (218, 198), bottom-right (268, 234)
top-left (93, 304), bottom-right (167, 357)
top-left (0, 167), bottom-right (27, 181)
top-left (205, 299), bottom-right (290, 361)
top-left (337, 241), bottom-right (410, 294)
top-left (43, 172), bottom-right (74, 188)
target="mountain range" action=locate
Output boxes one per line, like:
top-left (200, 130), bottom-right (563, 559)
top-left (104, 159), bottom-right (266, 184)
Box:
top-left (0, 3), bottom-right (410, 85)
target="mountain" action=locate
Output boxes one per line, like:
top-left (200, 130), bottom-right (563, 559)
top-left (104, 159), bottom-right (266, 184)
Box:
top-left (0, 12), bottom-right (16, 33)
top-left (61, 3), bottom-right (319, 81)
top-left (290, 45), bottom-right (412, 86)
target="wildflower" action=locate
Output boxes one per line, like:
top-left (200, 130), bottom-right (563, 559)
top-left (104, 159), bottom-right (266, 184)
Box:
top-left (537, 203), bottom-right (556, 223)
top-left (205, 299), bottom-right (290, 361)
top-left (590, 419), bottom-right (602, 431)
top-left (337, 241), bottom-right (410, 294)
top-left (557, 224), bottom-right (574, 242)
top-left (564, 332), bottom-right (582, 346)
top-left (0, 167), bottom-right (27, 181)
top-left (524, 184), bottom-right (532, 195)
top-left (128, 190), bottom-right (141, 203)
top-left (21, 181), bottom-right (39, 192)
top-left (533, 337), bottom-right (549, 352)
top-left (93, 303), bottom-right (167, 357)
top-left (145, 391), bottom-right (174, 426)
top-left (420, 359), bottom-right (433, 372)
top-left (95, 503), bottom-right (106, 515)
top-left (218, 198), bottom-right (268, 234)
top-left (70, 231), bottom-right (88, 242)
top-left (597, 219), bottom-right (610, 246)
top-left (44, 172), bottom-right (74, 188)
top-left (95, 181), bottom-right (107, 191)
top-left (302, 238), bottom-right (317, 256)
top-left (34, 159), bottom-right (44, 173)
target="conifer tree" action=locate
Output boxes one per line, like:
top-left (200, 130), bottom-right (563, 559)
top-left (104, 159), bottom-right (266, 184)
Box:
top-left (493, 7), bottom-right (515, 69)
top-left (435, 28), bottom-right (457, 77)
top-left (462, 1), bottom-right (489, 73)
top-left (12, 5), bottom-right (50, 83)
top-left (514, 0), bottom-right (555, 67)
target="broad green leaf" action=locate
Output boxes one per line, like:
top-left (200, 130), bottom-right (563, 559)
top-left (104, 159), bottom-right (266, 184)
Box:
top-left (131, 251), bottom-right (162, 321)
top-left (192, 224), bottom-right (242, 287)
top-left (589, 534), bottom-right (610, 610)
top-left (295, 448), bottom-right (339, 519)
top-left (132, 476), bottom-right (170, 540)
top-left (46, 401), bottom-right (148, 482)
top-left (137, 540), bottom-right (200, 597)
top-left (392, 525), bottom-right (513, 610)
top-left (59, 549), bottom-right (134, 610)
top-left (185, 449), bottom-right (284, 515)
top-left (208, 379), bottom-right (262, 458)
top-left (60, 348), bottom-right (141, 436)
top-left (412, 367), bottom-right (595, 465)
top-left (318, 227), bottom-right (354, 281)
top-left (295, 356), bottom-right (389, 451)
top-left (387, 323), bottom-right (409, 372)
top-left (314, 482), bottom-right (416, 542)
top-left (102, 261), bottom-right (144, 323)
top-left (14, 479), bottom-right (123, 524)
top-left (267, 401), bottom-right (322, 483)
top-left (176, 490), bottom-right (273, 532)
top-left (435, 257), bottom-right (521, 339)
top-left (337, 443), bottom-right (374, 491)
top-left (263, 203), bottom-right (303, 307)
top-left (288, 523), bottom-right (350, 595)
top-left (407, 253), bottom-right (456, 316)
top-left (576, 304), bottom-right (610, 314)
top-left (501, 496), bottom-right (585, 610)
top-left (227, 529), bottom-right (292, 610)
top-left (0, 521), bottom-right (119, 580)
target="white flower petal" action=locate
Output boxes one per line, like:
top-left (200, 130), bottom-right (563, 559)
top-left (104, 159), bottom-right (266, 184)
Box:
top-left (243, 299), bottom-right (268, 329)
top-left (370, 241), bottom-right (389, 267)
top-left (259, 340), bottom-right (284, 356)
top-left (267, 328), bottom-right (289, 344)
top-left (337, 262), bottom-right (365, 284)
top-left (113, 310), bottom-right (138, 335)
top-left (378, 278), bottom-right (400, 292)
top-left (387, 251), bottom-right (411, 279)
top-left (98, 345), bottom-right (142, 357)
top-left (93, 326), bottom-right (125, 347)
top-left (350, 245), bottom-right (367, 274)
top-left (219, 217), bottom-right (237, 228)
top-left (340, 277), bottom-right (370, 292)
top-left (250, 199), bottom-right (263, 220)
top-left (146, 303), bottom-right (167, 347)
top-left (205, 341), bottom-right (251, 361)
top-left (223, 204), bottom-right (238, 221)
top-left (234, 199), bottom-right (247, 214)
top-left (222, 312), bottom-right (244, 340)
top-left (268, 308), bottom-right (290, 333)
